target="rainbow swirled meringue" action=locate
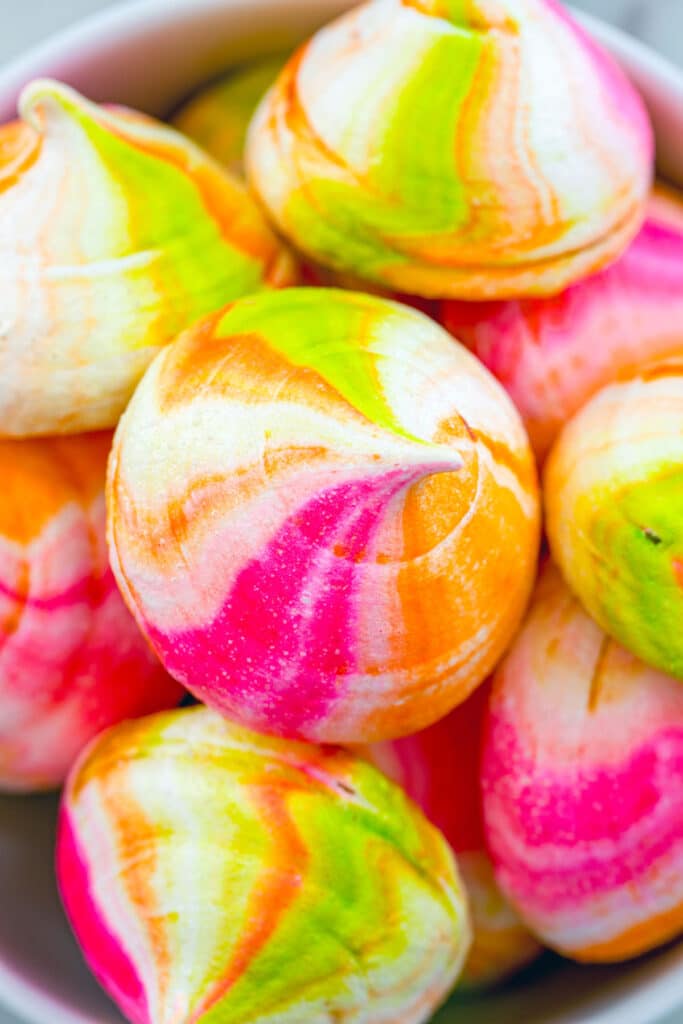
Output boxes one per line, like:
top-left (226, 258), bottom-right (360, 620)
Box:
top-left (441, 185), bottom-right (683, 460)
top-left (0, 78), bottom-right (296, 438)
top-left (545, 360), bottom-right (683, 681)
top-left (367, 684), bottom-right (541, 989)
top-left (172, 55), bottom-right (287, 176)
top-left (246, 0), bottom-right (653, 300)
top-left (107, 289), bottom-right (540, 744)
top-left (58, 705), bottom-right (471, 1024)
top-left (482, 562), bottom-right (683, 962)
top-left (0, 433), bottom-right (182, 792)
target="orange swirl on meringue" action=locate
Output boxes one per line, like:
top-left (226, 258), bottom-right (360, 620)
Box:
top-left (58, 706), bottom-right (470, 1024)
top-left (247, 0), bottom-right (652, 299)
top-left (108, 288), bottom-right (539, 744)
top-left (0, 432), bottom-right (182, 791)
top-left (0, 79), bottom-right (296, 437)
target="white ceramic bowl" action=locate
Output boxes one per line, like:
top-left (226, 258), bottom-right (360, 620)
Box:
top-left (0, 3), bottom-right (682, 1023)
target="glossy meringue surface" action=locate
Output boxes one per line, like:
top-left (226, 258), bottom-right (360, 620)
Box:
top-left (0, 78), bottom-right (296, 437)
top-left (58, 705), bottom-right (471, 1024)
top-left (107, 288), bottom-right (539, 744)
top-left (246, 0), bottom-right (652, 299)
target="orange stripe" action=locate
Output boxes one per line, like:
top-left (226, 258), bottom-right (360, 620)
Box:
top-left (0, 433), bottom-right (110, 545)
top-left (189, 779), bottom-right (308, 1021)
top-left (372, 428), bottom-right (536, 737)
top-left (0, 120), bottom-right (40, 193)
top-left (1, 560), bottom-right (29, 638)
top-left (575, 899), bottom-right (683, 963)
top-left (104, 112), bottom-right (284, 267)
top-left (636, 361), bottom-right (683, 383)
top-left (99, 766), bottom-right (173, 1007)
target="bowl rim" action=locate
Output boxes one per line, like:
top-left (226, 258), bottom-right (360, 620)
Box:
top-left (0, 0), bottom-right (682, 119)
top-left (0, 3), bottom-right (681, 1024)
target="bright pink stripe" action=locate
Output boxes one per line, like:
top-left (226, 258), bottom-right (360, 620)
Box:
top-left (148, 467), bottom-right (441, 736)
top-left (57, 808), bottom-right (150, 1024)
top-left (638, 217), bottom-right (683, 252)
top-left (483, 713), bottom-right (683, 911)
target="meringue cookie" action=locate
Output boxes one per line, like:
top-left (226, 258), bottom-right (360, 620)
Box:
top-left (58, 705), bottom-right (471, 1024)
top-left (107, 288), bottom-right (540, 744)
top-left (483, 562), bottom-right (683, 961)
top-left (172, 55), bottom-right (287, 176)
top-left (246, 0), bottom-right (653, 299)
top-left (367, 683), bottom-right (541, 989)
top-left (545, 360), bottom-right (683, 680)
top-left (0, 432), bottom-right (182, 791)
top-left (442, 185), bottom-right (683, 459)
top-left (0, 79), bottom-right (296, 437)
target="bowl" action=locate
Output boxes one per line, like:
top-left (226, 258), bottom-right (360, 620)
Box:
top-left (0, 2), bottom-right (681, 1023)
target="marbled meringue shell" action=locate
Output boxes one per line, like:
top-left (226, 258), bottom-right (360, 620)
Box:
top-left (58, 705), bottom-right (471, 1024)
top-left (0, 432), bottom-right (182, 791)
top-left (545, 360), bottom-right (683, 681)
top-left (172, 55), bottom-right (287, 176)
top-left (107, 288), bottom-right (540, 744)
top-left (246, 0), bottom-right (653, 299)
top-left (483, 562), bottom-right (683, 962)
top-left (0, 79), bottom-right (296, 437)
top-left (442, 185), bottom-right (683, 460)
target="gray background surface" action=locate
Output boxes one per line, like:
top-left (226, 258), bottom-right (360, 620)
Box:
top-left (0, 2), bottom-right (681, 1024)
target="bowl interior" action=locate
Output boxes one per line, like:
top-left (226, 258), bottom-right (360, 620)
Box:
top-left (0, 3), bottom-right (682, 1024)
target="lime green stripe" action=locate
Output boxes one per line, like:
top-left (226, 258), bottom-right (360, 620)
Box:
top-left (40, 85), bottom-right (271, 346)
top-left (585, 468), bottom-right (683, 678)
top-left (374, 19), bottom-right (481, 227)
top-left (284, 30), bottom-right (482, 278)
top-left (80, 709), bottom-right (463, 1023)
top-left (201, 767), bottom-right (459, 1021)
top-left (178, 55), bottom-right (285, 132)
top-left (216, 289), bottom-right (426, 439)
top-left (442, 0), bottom-right (472, 23)
top-left (88, 120), bottom-right (267, 293)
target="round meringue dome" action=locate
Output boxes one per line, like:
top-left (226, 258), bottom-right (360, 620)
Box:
top-left (0, 78), bottom-right (297, 438)
top-left (246, 0), bottom-right (653, 299)
top-left (545, 360), bottom-right (683, 681)
top-left (57, 705), bottom-right (471, 1024)
top-left (107, 288), bottom-right (540, 744)
top-left (366, 683), bottom-right (541, 989)
top-left (172, 54), bottom-right (287, 176)
top-left (483, 562), bottom-right (683, 962)
top-left (441, 184), bottom-right (683, 460)
top-left (0, 432), bottom-right (182, 791)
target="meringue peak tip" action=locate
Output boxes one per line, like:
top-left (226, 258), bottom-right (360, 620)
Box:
top-left (415, 447), bottom-right (464, 477)
top-left (18, 78), bottom-right (90, 130)
top-left (376, 435), bottom-right (464, 477)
